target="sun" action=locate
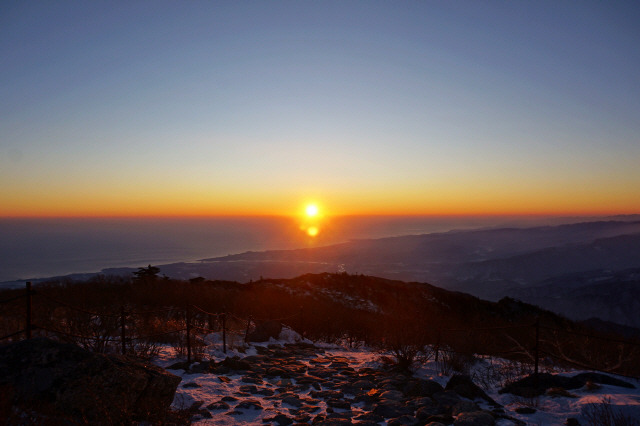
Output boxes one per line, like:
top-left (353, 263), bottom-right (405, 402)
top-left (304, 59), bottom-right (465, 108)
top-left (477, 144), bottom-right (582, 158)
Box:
top-left (305, 204), bottom-right (319, 217)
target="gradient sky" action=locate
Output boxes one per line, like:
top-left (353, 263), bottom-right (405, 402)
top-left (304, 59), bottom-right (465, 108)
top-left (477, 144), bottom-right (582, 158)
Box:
top-left (2, 1), bottom-right (639, 217)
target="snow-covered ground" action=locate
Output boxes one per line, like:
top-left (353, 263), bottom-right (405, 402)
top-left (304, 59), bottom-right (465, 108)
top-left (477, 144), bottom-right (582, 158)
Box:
top-left (153, 328), bottom-right (640, 425)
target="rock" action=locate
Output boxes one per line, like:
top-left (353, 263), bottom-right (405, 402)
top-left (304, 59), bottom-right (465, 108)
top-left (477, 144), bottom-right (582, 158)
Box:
top-left (282, 395), bottom-right (304, 408)
top-left (405, 378), bottom-right (445, 397)
top-left (248, 320), bottom-right (283, 342)
top-left (314, 419), bottom-right (352, 426)
top-left (426, 423), bottom-right (447, 426)
top-left (352, 379), bottom-right (376, 390)
top-left (572, 372), bottom-right (635, 389)
top-left (167, 360), bottom-right (191, 370)
top-left (220, 356), bottom-right (251, 371)
top-left (264, 413), bottom-right (293, 425)
top-left (454, 411), bottom-right (495, 426)
top-left (446, 375), bottom-right (500, 406)
top-left (182, 381), bottom-right (201, 388)
top-left (425, 414), bottom-right (454, 424)
top-left (453, 400), bottom-right (479, 415)
top-left (267, 366), bottom-right (291, 378)
top-left (416, 405), bottom-right (441, 421)
top-left (565, 418), bottom-right (580, 426)
top-left (311, 389), bottom-right (344, 399)
top-left (237, 399), bottom-right (263, 410)
top-left (388, 414), bottom-right (420, 425)
top-left (257, 387), bottom-right (276, 396)
top-left (0, 338), bottom-right (181, 423)
top-left (189, 361), bottom-right (210, 373)
top-left (499, 373), bottom-right (584, 397)
top-left (207, 401), bottom-right (231, 410)
top-left (408, 396), bottom-right (437, 410)
top-left (239, 384), bottom-right (258, 394)
top-left (295, 413), bottom-right (312, 423)
top-left (221, 395), bottom-right (239, 402)
top-left (354, 412), bottom-right (386, 423)
top-left (327, 398), bottom-right (351, 409)
top-left (515, 406), bottom-right (536, 414)
top-left (380, 389), bottom-right (405, 401)
top-left (373, 401), bottom-right (413, 418)
top-left (196, 409), bottom-right (213, 418)
top-left (242, 375), bottom-right (264, 384)
top-left (432, 390), bottom-right (463, 407)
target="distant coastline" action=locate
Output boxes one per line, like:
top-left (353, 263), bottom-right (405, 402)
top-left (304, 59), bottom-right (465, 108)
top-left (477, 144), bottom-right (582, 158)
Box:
top-left (2, 214), bottom-right (638, 286)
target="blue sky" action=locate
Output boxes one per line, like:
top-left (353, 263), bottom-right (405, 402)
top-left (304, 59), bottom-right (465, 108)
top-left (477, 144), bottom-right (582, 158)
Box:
top-left (1, 1), bottom-right (639, 216)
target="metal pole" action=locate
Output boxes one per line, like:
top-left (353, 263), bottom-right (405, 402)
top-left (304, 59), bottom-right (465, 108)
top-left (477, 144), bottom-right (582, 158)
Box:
top-left (26, 282), bottom-right (32, 339)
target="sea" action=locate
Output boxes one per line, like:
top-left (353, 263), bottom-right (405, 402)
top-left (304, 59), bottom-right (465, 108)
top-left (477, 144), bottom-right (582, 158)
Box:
top-left (0, 214), bottom-right (609, 283)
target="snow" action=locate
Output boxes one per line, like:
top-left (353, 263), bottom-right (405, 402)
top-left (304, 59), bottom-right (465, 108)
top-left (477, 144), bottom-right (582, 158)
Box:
top-left (152, 329), bottom-right (640, 425)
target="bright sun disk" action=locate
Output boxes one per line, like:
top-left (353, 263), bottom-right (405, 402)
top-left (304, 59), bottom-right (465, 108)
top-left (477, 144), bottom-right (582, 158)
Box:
top-left (306, 204), bottom-right (319, 217)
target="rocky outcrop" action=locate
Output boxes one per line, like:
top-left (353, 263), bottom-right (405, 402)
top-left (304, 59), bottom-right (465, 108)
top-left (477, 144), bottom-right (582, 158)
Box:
top-left (172, 342), bottom-right (505, 425)
top-left (0, 338), bottom-right (181, 424)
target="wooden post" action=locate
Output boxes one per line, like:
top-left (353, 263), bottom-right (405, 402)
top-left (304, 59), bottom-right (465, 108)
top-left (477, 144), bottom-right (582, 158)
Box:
top-left (186, 305), bottom-right (192, 364)
top-left (26, 282), bottom-right (32, 339)
top-left (221, 313), bottom-right (227, 354)
top-left (534, 318), bottom-right (540, 388)
top-left (121, 306), bottom-right (126, 355)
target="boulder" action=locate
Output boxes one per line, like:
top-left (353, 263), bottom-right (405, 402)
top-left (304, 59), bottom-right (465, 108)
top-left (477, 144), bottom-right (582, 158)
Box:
top-left (499, 373), bottom-right (584, 397)
top-left (247, 320), bottom-right (282, 342)
top-left (572, 372), bottom-right (635, 389)
top-left (0, 338), bottom-right (181, 423)
top-left (446, 375), bottom-right (500, 407)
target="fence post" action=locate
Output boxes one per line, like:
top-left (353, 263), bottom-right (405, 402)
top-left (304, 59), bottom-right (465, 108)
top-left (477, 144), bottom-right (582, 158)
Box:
top-left (221, 313), bottom-right (227, 354)
top-left (186, 305), bottom-right (192, 364)
top-left (121, 306), bottom-right (126, 355)
top-left (26, 282), bottom-right (32, 339)
top-left (534, 318), bottom-right (540, 388)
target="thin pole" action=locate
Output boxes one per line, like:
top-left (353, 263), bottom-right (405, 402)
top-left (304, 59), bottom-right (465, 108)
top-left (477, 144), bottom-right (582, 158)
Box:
top-left (121, 306), bottom-right (126, 355)
top-left (534, 318), bottom-right (540, 388)
top-left (222, 313), bottom-right (227, 354)
top-left (26, 282), bottom-right (32, 339)
top-left (244, 316), bottom-right (252, 343)
top-left (186, 305), bottom-right (192, 364)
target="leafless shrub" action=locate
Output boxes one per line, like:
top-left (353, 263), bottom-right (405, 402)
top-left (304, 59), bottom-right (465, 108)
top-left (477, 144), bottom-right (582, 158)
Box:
top-left (437, 346), bottom-right (476, 375)
top-left (472, 358), bottom-right (532, 390)
top-left (583, 397), bottom-right (640, 426)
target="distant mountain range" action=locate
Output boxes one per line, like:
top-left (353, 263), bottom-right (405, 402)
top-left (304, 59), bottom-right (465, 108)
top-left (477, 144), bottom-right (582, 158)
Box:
top-left (6, 220), bottom-right (640, 327)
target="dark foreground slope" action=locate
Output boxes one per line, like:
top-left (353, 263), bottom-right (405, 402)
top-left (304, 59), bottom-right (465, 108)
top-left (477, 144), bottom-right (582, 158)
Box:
top-left (3, 272), bottom-right (639, 376)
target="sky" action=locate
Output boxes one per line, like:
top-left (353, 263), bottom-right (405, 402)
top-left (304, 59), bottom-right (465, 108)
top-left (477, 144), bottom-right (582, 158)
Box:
top-left (1, 1), bottom-right (640, 218)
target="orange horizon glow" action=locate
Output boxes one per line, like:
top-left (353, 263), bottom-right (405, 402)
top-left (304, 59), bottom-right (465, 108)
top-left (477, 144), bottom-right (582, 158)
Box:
top-left (2, 206), bottom-right (640, 219)
top-left (1, 191), bottom-right (640, 219)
